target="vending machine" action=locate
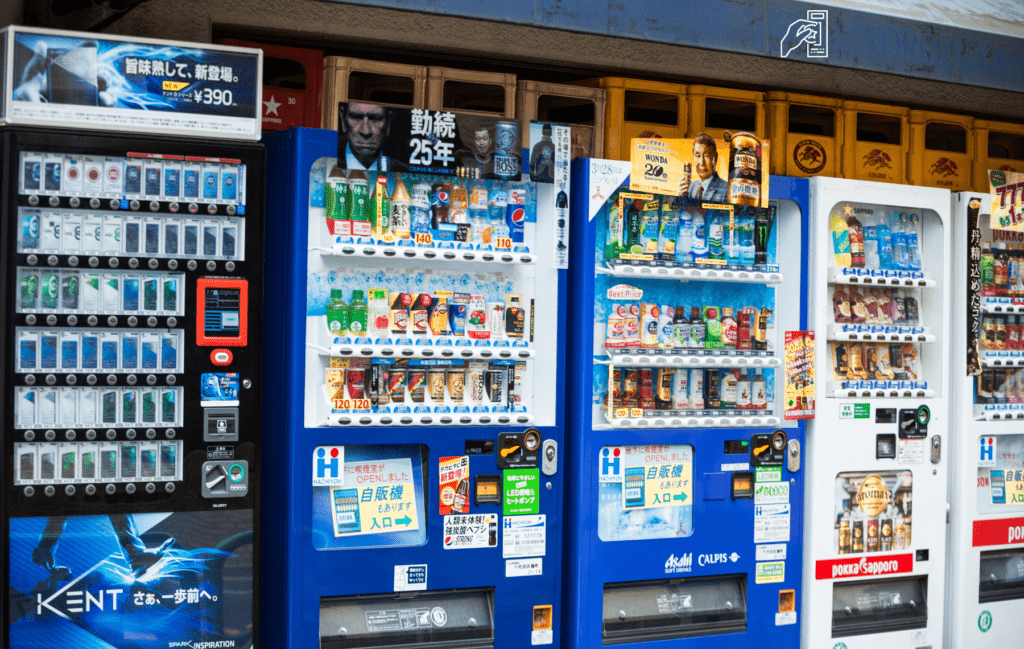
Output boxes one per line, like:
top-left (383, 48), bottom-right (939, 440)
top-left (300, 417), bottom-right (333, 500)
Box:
top-left (0, 28), bottom-right (264, 649)
top-left (802, 176), bottom-right (950, 649)
top-left (261, 113), bottom-right (569, 648)
top-left (564, 155), bottom-right (810, 649)
top-left (945, 190), bottom-right (1024, 646)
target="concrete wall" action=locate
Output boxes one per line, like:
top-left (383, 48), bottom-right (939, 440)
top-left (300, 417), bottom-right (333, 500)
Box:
top-left (39, 0), bottom-right (1024, 120)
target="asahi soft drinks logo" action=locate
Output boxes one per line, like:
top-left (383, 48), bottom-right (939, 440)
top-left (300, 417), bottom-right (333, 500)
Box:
top-left (664, 553), bottom-right (692, 574)
top-left (781, 10), bottom-right (828, 59)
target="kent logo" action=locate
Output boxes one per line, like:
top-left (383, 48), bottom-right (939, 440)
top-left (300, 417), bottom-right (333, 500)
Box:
top-left (313, 446), bottom-right (345, 486)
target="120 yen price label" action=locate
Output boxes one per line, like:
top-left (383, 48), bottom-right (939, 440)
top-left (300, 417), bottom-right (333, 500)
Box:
top-left (332, 398), bottom-right (372, 410)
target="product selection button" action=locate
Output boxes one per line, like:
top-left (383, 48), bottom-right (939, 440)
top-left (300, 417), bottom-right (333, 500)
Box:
top-left (211, 349), bottom-right (233, 365)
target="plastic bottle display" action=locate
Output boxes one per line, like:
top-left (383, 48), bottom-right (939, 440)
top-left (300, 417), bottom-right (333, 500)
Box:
top-left (326, 289), bottom-right (349, 335)
top-left (348, 289), bottom-right (368, 336)
top-left (390, 175), bottom-right (412, 239)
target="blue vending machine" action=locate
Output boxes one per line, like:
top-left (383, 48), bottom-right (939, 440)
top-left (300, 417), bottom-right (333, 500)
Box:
top-left (261, 114), bottom-right (570, 649)
top-left (565, 158), bottom-right (810, 648)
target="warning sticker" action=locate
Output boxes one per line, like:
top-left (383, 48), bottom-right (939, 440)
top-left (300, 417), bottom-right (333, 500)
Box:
top-left (754, 504), bottom-right (791, 543)
top-left (506, 557), bottom-right (543, 577)
top-left (503, 514), bottom-right (546, 558)
top-left (365, 608), bottom-right (433, 632)
top-left (898, 439), bottom-right (924, 465)
top-left (443, 513), bottom-right (497, 549)
top-left (755, 561), bottom-right (786, 584)
top-left (394, 564), bottom-right (427, 592)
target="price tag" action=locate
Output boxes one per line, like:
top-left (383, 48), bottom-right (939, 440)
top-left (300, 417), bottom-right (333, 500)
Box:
top-left (414, 232), bottom-right (433, 246)
top-left (333, 398), bottom-right (372, 411)
top-left (352, 398), bottom-right (371, 410)
top-left (380, 233), bottom-right (396, 244)
top-left (612, 408), bottom-right (628, 419)
top-left (495, 237), bottom-right (512, 250)
top-left (629, 408), bottom-right (644, 418)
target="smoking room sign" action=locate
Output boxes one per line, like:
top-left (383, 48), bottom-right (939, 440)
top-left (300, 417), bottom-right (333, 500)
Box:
top-left (990, 170), bottom-right (1024, 231)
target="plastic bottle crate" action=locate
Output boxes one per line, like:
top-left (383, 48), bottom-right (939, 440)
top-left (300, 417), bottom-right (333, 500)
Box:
top-left (687, 85), bottom-right (766, 142)
top-left (516, 80), bottom-right (605, 159)
top-left (321, 57), bottom-right (427, 130)
top-left (973, 119), bottom-right (1024, 191)
top-left (222, 39), bottom-right (323, 131)
top-left (766, 91), bottom-right (843, 178)
top-left (426, 67), bottom-right (516, 118)
top-left (908, 110), bottom-right (974, 191)
top-left (840, 101), bottom-right (909, 185)
top-left (572, 77), bottom-right (686, 162)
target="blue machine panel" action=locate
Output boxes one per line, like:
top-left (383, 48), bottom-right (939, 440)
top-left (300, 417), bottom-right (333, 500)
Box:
top-left (565, 162), bottom-right (810, 648)
top-left (260, 128), bottom-right (568, 649)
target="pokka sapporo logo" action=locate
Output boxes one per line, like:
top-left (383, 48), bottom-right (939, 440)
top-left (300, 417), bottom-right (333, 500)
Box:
top-left (930, 157), bottom-right (959, 178)
top-left (863, 149), bottom-right (892, 170)
top-left (855, 474), bottom-right (891, 517)
top-left (793, 139), bottom-right (827, 174)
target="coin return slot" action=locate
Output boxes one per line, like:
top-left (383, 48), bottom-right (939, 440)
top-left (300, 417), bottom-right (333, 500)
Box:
top-left (831, 575), bottom-right (927, 638)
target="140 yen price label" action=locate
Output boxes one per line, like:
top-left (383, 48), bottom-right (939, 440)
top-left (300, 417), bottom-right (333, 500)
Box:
top-left (414, 233), bottom-right (433, 246)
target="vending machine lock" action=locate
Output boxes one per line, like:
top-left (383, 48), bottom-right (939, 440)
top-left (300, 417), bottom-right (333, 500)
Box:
top-left (496, 430), bottom-right (542, 469)
top-left (541, 439), bottom-right (558, 476)
top-left (930, 435), bottom-right (941, 463)
top-left (787, 439), bottom-right (801, 473)
top-left (750, 431), bottom-right (786, 467)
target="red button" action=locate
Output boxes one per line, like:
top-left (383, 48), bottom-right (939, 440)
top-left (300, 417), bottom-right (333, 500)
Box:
top-left (211, 349), bottom-right (233, 365)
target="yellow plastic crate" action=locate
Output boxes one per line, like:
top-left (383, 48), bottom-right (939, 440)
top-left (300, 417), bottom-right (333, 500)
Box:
top-left (427, 67), bottom-right (516, 118)
top-left (766, 92), bottom-right (843, 178)
top-left (321, 57), bottom-right (427, 130)
top-left (840, 101), bottom-right (909, 185)
top-left (687, 85), bottom-right (766, 141)
top-left (572, 77), bottom-right (687, 162)
top-left (974, 120), bottom-right (1024, 191)
top-left (516, 80), bottom-right (606, 159)
top-left (909, 110), bottom-right (974, 191)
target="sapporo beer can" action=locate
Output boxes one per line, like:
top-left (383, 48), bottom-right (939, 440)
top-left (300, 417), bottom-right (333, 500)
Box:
top-left (493, 121), bottom-right (520, 180)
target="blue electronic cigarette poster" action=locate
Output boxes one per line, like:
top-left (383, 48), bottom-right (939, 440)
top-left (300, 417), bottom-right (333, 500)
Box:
top-left (8, 510), bottom-right (254, 649)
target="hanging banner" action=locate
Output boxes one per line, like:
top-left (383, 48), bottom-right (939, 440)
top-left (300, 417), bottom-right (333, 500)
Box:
top-left (1, 27), bottom-right (262, 140)
top-left (967, 198), bottom-right (982, 376)
top-left (334, 102), bottom-right (521, 180)
top-left (630, 135), bottom-right (769, 208)
top-left (989, 170), bottom-right (1024, 231)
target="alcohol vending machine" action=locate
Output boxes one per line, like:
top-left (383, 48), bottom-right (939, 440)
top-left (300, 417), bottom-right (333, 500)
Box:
top-left (0, 28), bottom-right (264, 649)
top-left (261, 114), bottom-right (569, 648)
top-left (802, 176), bottom-right (950, 649)
top-left (945, 190), bottom-right (1024, 645)
top-left (565, 158), bottom-right (810, 649)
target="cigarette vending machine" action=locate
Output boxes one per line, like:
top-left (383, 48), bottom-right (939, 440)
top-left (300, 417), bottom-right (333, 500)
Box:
top-left (261, 120), bottom-right (568, 648)
top-left (802, 176), bottom-right (950, 649)
top-left (565, 160), bottom-right (809, 649)
top-left (945, 191), bottom-right (1024, 646)
top-left (0, 28), bottom-right (264, 649)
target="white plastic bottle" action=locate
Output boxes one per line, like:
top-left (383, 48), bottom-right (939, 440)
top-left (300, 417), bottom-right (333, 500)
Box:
top-left (688, 369), bottom-right (704, 409)
top-left (672, 367), bottom-right (689, 409)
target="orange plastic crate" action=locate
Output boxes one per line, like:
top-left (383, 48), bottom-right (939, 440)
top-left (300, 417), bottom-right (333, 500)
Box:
top-left (840, 101), bottom-right (909, 185)
top-left (974, 120), bottom-right (1024, 191)
top-left (909, 110), bottom-right (974, 191)
top-left (687, 85), bottom-right (766, 141)
top-left (222, 39), bottom-right (323, 131)
top-left (427, 67), bottom-right (516, 118)
top-left (572, 77), bottom-right (686, 162)
top-left (321, 57), bottom-right (427, 130)
top-left (766, 91), bottom-right (843, 178)
top-left (516, 80), bottom-right (605, 159)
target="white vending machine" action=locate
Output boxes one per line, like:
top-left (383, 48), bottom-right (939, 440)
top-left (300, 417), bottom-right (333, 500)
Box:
top-left (802, 177), bottom-right (951, 649)
top-left (945, 191), bottom-right (1024, 646)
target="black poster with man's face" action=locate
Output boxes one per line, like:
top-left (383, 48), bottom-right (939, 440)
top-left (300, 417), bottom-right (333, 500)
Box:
top-left (336, 102), bottom-right (522, 181)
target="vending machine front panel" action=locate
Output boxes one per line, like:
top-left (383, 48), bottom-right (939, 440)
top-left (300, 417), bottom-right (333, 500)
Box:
top-left (262, 125), bottom-right (568, 649)
top-left (946, 192), bottom-right (1024, 646)
top-left (804, 176), bottom-right (950, 649)
top-left (565, 163), bottom-right (809, 649)
top-left (2, 127), bottom-right (263, 649)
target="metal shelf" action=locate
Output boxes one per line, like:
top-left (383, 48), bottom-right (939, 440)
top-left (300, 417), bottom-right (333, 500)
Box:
top-left (320, 240), bottom-right (535, 265)
top-left (828, 268), bottom-right (936, 288)
top-left (980, 352), bottom-right (1024, 368)
top-left (598, 263), bottom-right (782, 284)
top-left (324, 412), bottom-right (534, 427)
top-left (323, 341), bottom-right (534, 361)
top-left (600, 413), bottom-right (780, 429)
top-left (827, 325), bottom-right (934, 343)
top-left (606, 350), bottom-right (780, 367)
